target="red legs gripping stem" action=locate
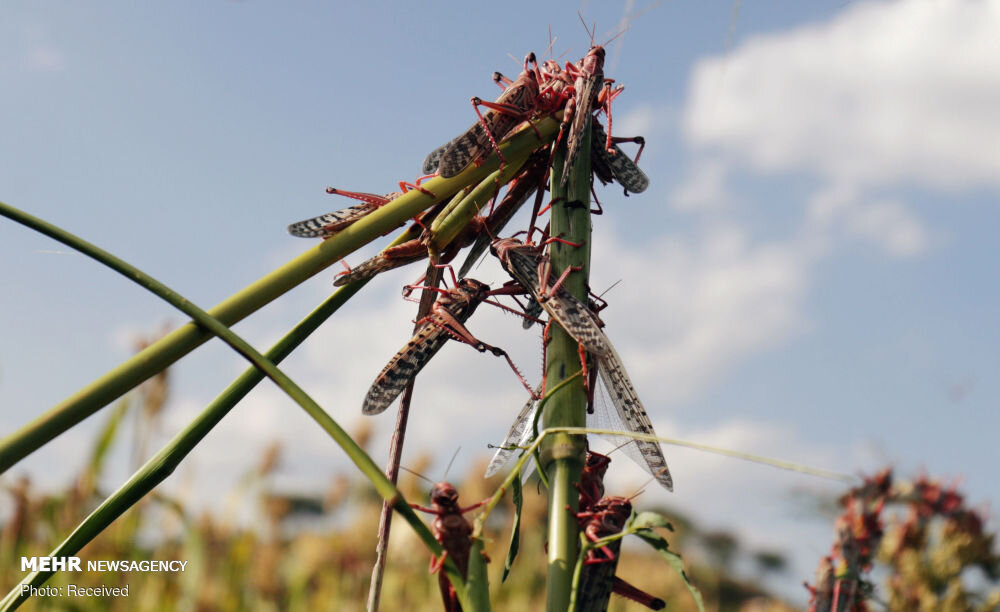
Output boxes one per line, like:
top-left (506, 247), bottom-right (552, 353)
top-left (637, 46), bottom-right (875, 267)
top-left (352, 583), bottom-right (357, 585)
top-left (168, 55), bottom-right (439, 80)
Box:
top-left (410, 482), bottom-right (490, 612)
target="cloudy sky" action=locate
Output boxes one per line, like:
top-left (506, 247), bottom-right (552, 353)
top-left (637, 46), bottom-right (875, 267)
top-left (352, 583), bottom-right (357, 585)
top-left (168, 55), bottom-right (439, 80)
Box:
top-left (3, 0), bottom-right (999, 603)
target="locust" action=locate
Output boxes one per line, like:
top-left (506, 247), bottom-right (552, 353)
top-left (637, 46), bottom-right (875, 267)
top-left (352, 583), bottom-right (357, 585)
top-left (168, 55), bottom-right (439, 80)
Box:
top-left (490, 236), bottom-right (610, 358)
top-left (589, 118), bottom-right (648, 195)
top-left (362, 277), bottom-right (532, 415)
top-left (436, 53), bottom-right (544, 179)
top-left (559, 45), bottom-right (616, 191)
top-left (335, 151), bottom-right (549, 288)
top-left (578, 449), bottom-right (612, 510)
top-left (287, 181), bottom-right (433, 239)
top-left (486, 237), bottom-right (673, 492)
top-left (575, 496), bottom-right (666, 611)
top-left (412, 481), bottom-right (488, 612)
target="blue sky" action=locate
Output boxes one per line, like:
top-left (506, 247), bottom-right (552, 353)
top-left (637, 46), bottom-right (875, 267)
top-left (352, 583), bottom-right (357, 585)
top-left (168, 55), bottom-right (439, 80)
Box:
top-left (2, 0), bottom-right (999, 603)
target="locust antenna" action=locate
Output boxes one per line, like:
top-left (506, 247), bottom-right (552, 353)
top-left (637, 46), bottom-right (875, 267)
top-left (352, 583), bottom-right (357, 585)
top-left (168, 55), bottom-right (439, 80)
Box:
top-left (597, 279), bottom-right (623, 300)
top-left (576, 12), bottom-right (598, 47)
top-left (400, 466), bottom-right (434, 485)
top-left (543, 25), bottom-right (558, 61)
top-left (627, 465), bottom-right (673, 499)
top-left (442, 447), bottom-right (462, 481)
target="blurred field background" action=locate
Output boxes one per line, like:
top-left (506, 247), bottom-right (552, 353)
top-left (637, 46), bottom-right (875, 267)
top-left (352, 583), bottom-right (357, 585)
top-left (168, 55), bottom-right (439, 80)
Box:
top-left (1, 344), bottom-right (801, 611)
top-left (3, 342), bottom-right (997, 610)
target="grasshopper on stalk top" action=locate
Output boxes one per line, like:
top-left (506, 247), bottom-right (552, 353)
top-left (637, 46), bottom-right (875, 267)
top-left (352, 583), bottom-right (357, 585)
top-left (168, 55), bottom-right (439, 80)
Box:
top-left (435, 53), bottom-right (541, 179)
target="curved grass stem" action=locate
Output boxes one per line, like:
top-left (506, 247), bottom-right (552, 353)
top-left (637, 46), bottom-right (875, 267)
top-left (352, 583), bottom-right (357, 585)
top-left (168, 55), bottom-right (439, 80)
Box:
top-left (0, 116), bottom-right (559, 475)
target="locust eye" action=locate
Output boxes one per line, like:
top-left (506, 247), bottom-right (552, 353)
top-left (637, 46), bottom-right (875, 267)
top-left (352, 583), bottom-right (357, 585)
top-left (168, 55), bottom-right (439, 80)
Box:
top-left (431, 483), bottom-right (458, 504)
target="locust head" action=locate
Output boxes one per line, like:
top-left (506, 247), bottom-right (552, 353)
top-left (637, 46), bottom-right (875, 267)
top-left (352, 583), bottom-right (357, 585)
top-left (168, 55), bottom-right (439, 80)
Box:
top-left (429, 481), bottom-right (460, 511)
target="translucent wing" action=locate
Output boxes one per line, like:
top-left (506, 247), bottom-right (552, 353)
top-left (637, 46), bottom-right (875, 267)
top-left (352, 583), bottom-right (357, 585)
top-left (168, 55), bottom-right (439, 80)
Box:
top-left (595, 339), bottom-right (673, 491)
top-left (484, 388), bottom-right (540, 478)
top-left (486, 348), bottom-right (673, 493)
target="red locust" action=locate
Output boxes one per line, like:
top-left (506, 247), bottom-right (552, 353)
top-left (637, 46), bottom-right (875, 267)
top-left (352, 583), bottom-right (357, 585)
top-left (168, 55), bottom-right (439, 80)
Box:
top-left (362, 277), bottom-right (531, 415)
top-left (436, 53), bottom-right (543, 179)
top-left (576, 496), bottom-right (666, 611)
top-left (559, 45), bottom-right (616, 191)
top-left (412, 482), bottom-right (488, 612)
top-left (287, 181), bottom-right (431, 239)
top-left (490, 236), bottom-right (610, 358)
top-left (487, 237), bottom-right (673, 492)
top-left (336, 151), bottom-right (549, 287)
top-left (589, 118), bottom-right (648, 195)
top-left (423, 57), bottom-right (573, 178)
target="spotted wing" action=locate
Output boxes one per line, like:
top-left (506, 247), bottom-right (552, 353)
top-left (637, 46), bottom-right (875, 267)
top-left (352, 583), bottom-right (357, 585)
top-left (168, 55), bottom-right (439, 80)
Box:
top-left (333, 250), bottom-right (426, 287)
top-left (595, 340), bottom-right (673, 492)
top-left (591, 121), bottom-right (649, 194)
top-left (500, 246), bottom-right (610, 357)
top-left (363, 301), bottom-right (482, 415)
top-left (520, 295), bottom-right (543, 329)
top-left (287, 203), bottom-right (377, 238)
top-left (422, 136), bottom-right (459, 175)
top-left (438, 112), bottom-right (520, 178)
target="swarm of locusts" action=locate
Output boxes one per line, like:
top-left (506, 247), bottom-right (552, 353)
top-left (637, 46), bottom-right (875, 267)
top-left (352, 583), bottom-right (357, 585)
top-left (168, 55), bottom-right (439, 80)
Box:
top-left (289, 35), bottom-right (675, 611)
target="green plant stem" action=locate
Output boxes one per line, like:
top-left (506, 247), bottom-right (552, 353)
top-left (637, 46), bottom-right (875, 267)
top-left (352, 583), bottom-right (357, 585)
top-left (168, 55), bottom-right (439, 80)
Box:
top-left (0, 116), bottom-right (558, 475)
top-left (0, 281), bottom-right (345, 609)
top-left (542, 124), bottom-right (593, 611)
top-left (429, 158), bottom-right (526, 250)
top-left (472, 371), bottom-right (583, 532)
top-left (0, 240), bottom-right (475, 611)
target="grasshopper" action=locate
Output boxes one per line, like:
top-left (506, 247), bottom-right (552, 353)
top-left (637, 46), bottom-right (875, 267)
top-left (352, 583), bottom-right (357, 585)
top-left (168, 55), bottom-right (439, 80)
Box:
top-left (576, 496), bottom-right (666, 611)
top-left (589, 118), bottom-right (648, 195)
top-left (363, 277), bottom-right (532, 415)
top-left (490, 236), bottom-right (609, 357)
top-left (558, 45), bottom-right (616, 191)
top-left (287, 181), bottom-right (433, 239)
top-left (412, 481), bottom-right (488, 612)
top-left (487, 237), bottom-right (673, 492)
top-left (336, 151), bottom-right (549, 288)
top-left (436, 53), bottom-right (544, 179)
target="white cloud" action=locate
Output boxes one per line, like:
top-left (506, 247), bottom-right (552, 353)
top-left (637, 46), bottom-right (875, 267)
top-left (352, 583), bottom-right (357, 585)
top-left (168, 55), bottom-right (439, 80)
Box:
top-left (683, 0), bottom-right (1000, 190)
top-left (670, 158), bottom-right (737, 211)
top-left (593, 225), bottom-right (809, 404)
top-left (675, 0), bottom-right (1000, 258)
top-left (844, 198), bottom-right (928, 257)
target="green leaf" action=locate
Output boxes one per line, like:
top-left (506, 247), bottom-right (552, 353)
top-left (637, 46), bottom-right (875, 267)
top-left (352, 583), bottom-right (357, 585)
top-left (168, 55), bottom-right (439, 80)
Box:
top-left (630, 511), bottom-right (674, 531)
top-left (465, 537), bottom-right (492, 612)
top-left (502, 475), bottom-right (523, 583)
top-left (634, 529), bottom-right (705, 612)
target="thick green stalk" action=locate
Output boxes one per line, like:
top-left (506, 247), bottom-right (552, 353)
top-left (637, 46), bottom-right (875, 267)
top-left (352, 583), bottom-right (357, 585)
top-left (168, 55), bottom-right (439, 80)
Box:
top-left (0, 116), bottom-right (558, 474)
top-left (542, 124), bottom-right (593, 611)
top-left (429, 157), bottom-right (527, 249)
